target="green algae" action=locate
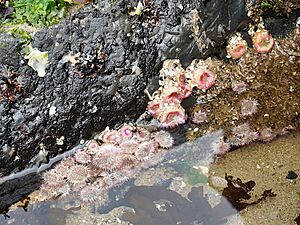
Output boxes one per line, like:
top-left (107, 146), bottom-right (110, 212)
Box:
top-left (177, 162), bottom-right (207, 185)
top-left (8, 0), bottom-right (66, 27)
top-left (259, 0), bottom-right (283, 12)
top-left (7, 26), bottom-right (31, 44)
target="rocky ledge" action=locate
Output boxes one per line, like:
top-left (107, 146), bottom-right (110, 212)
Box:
top-left (0, 0), bottom-right (250, 176)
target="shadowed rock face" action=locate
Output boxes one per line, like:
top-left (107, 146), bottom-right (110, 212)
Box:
top-left (0, 0), bottom-right (249, 176)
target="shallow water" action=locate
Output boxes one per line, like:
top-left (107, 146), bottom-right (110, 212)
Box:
top-left (1, 131), bottom-right (299, 225)
top-left (210, 132), bottom-right (300, 225)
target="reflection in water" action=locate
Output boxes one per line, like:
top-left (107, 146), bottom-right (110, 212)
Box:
top-left (0, 128), bottom-right (297, 224)
top-left (1, 130), bottom-right (242, 225)
top-left (0, 201), bottom-right (80, 225)
top-left (121, 185), bottom-right (238, 225)
top-left (162, 129), bottom-right (224, 172)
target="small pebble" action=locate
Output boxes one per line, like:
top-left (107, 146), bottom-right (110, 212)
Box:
top-left (286, 171), bottom-right (298, 180)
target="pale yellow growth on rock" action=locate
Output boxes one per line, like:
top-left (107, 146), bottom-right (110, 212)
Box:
top-left (24, 45), bottom-right (48, 77)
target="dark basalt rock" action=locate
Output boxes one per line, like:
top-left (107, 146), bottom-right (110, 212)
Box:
top-left (0, 0), bottom-right (249, 176)
top-left (0, 173), bottom-right (42, 216)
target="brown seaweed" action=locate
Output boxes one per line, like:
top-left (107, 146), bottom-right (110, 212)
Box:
top-left (295, 214), bottom-right (300, 225)
top-left (222, 174), bottom-right (276, 211)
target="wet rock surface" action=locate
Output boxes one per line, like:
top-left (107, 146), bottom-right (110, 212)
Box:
top-left (0, 173), bottom-right (42, 216)
top-left (0, 0), bottom-right (250, 176)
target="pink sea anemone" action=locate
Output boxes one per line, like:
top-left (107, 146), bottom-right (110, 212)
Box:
top-left (136, 128), bottom-right (151, 142)
top-left (252, 29), bottom-right (274, 54)
top-left (101, 130), bottom-right (122, 144)
top-left (79, 185), bottom-right (103, 202)
top-left (147, 98), bottom-right (164, 117)
top-left (92, 152), bottom-right (123, 172)
top-left (52, 163), bottom-right (70, 178)
top-left (259, 128), bottom-right (276, 142)
top-left (103, 169), bottom-right (135, 188)
top-left (158, 104), bottom-right (187, 127)
top-left (97, 143), bottom-right (122, 154)
top-left (232, 81), bottom-right (247, 94)
top-left (74, 150), bottom-right (91, 164)
top-left (59, 158), bottom-right (75, 168)
top-left (226, 34), bottom-right (247, 59)
top-left (119, 140), bottom-right (139, 154)
top-left (190, 68), bottom-right (216, 91)
top-left (232, 123), bottom-right (253, 137)
top-left (213, 139), bottom-right (231, 155)
top-left (192, 110), bottom-right (208, 124)
top-left (118, 153), bottom-right (139, 168)
top-left (42, 171), bottom-right (65, 189)
top-left (279, 125), bottom-right (295, 135)
top-left (240, 131), bottom-right (259, 145)
top-left (86, 141), bottom-right (99, 154)
top-left (135, 141), bottom-right (158, 160)
top-left (119, 124), bottom-right (135, 139)
top-left (161, 85), bottom-right (184, 103)
top-left (66, 164), bottom-right (90, 185)
top-left (152, 130), bottom-right (174, 148)
top-left (147, 59), bottom-right (217, 128)
top-left (231, 123), bottom-right (258, 146)
top-left (240, 99), bottom-right (259, 116)
top-left (161, 84), bottom-right (192, 104)
top-left (179, 83), bottom-right (193, 99)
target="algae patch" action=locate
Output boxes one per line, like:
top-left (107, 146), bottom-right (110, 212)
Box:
top-left (9, 0), bottom-right (66, 27)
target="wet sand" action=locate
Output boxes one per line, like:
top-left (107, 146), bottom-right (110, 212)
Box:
top-left (210, 132), bottom-right (300, 225)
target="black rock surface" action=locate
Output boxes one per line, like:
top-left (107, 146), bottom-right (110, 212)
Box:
top-left (0, 0), bottom-right (249, 176)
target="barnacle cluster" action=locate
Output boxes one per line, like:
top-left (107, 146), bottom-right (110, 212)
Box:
top-left (147, 59), bottom-right (216, 127)
top-left (188, 26), bottom-right (300, 151)
top-left (40, 124), bottom-right (174, 203)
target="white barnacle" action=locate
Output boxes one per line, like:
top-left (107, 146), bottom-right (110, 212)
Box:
top-left (56, 136), bottom-right (65, 145)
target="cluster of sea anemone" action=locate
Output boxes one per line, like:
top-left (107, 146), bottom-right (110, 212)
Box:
top-left (230, 123), bottom-right (259, 146)
top-left (147, 59), bottom-right (216, 127)
top-left (226, 27), bottom-right (274, 59)
top-left (40, 125), bottom-right (174, 203)
top-left (227, 123), bottom-right (292, 148)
